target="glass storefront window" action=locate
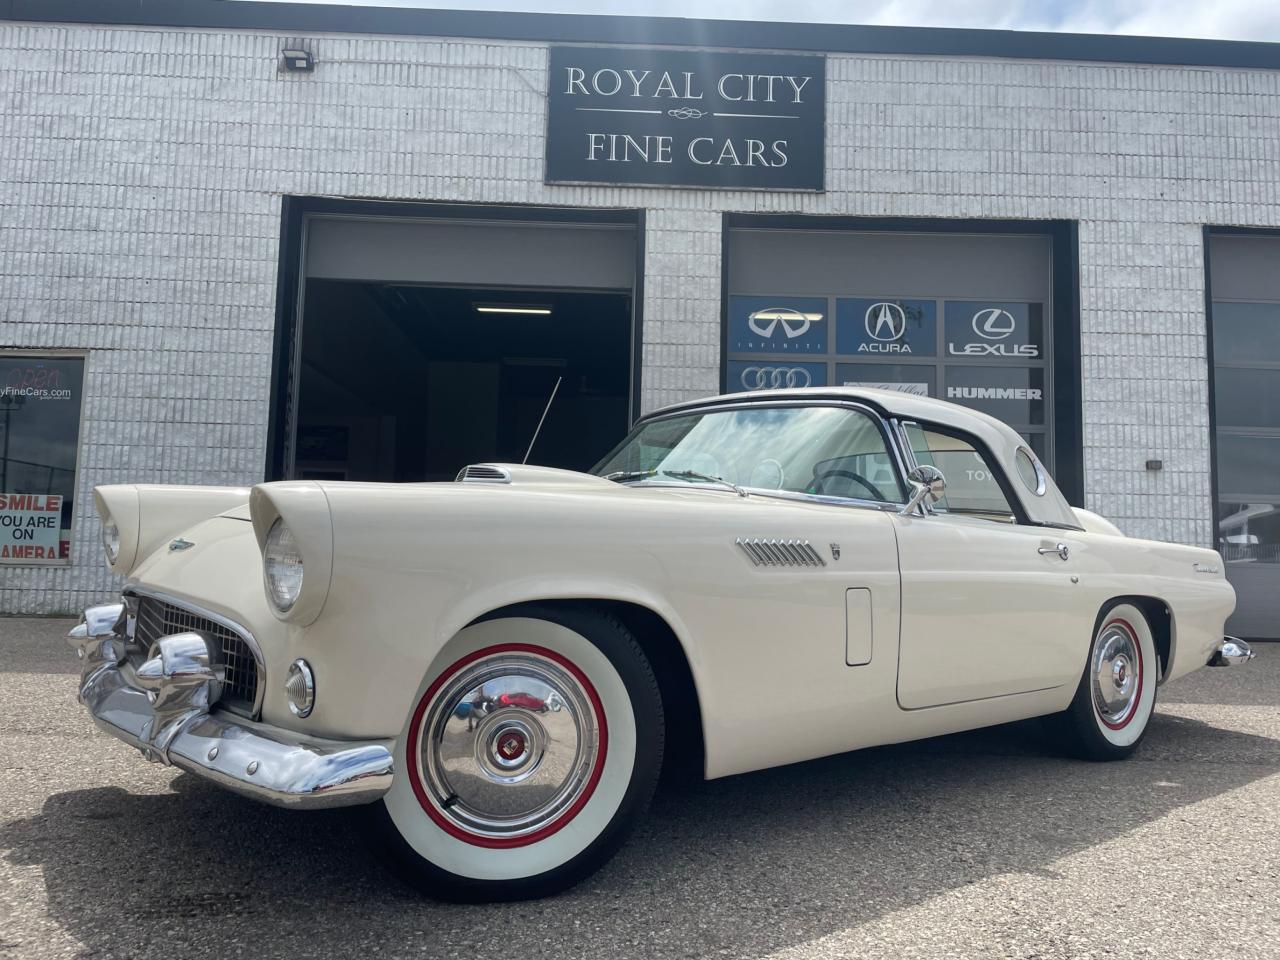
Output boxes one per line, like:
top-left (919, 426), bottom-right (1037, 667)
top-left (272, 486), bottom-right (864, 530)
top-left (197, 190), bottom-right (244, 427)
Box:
top-left (1212, 299), bottom-right (1280, 567)
top-left (724, 294), bottom-right (1053, 472)
top-left (0, 355), bottom-right (85, 565)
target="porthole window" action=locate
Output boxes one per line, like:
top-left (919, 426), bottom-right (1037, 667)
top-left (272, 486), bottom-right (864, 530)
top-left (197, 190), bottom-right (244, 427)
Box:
top-left (1015, 447), bottom-right (1046, 496)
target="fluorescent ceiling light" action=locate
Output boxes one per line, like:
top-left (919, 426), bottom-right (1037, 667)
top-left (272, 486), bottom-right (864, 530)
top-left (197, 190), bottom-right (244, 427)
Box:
top-left (474, 304), bottom-right (552, 316)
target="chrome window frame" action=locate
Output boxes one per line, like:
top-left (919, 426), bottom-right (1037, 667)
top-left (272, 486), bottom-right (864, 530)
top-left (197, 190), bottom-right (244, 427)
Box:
top-left (599, 399), bottom-right (912, 513)
top-left (123, 582), bottom-right (267, 719)
top-left (891, 417), bottom-right (1027, 525)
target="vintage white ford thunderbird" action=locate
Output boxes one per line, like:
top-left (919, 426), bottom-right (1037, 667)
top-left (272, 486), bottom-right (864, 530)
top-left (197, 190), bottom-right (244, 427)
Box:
top-left (70, 386), bottom-right (1251, 900)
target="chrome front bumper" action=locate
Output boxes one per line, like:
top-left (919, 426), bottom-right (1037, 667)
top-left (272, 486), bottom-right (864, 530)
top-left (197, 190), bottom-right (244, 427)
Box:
top-left (1209, 636), bottom-right (1256, 667)
top-left (68, 602), bottom-right (394, 809)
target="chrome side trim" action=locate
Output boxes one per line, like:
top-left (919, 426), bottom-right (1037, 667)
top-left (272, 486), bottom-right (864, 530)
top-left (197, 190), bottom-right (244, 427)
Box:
top-left (456, 464), bottom-right (512, 483)
top-left (68, 607), bottom-right (393, 809)
top-left (123, 583), bottom-right (266, 718)
top-left (1209, 636), bottom-right (1255, 667)
top-left (736, 537), bottom-right (826, 567)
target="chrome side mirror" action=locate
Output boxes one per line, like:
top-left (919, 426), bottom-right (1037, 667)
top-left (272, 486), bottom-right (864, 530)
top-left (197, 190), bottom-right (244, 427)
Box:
top-left (901, 465), bottom-right (946, 515)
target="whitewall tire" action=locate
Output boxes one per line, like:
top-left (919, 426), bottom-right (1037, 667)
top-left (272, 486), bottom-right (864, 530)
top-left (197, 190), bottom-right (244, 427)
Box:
top-left (370, 606), bottom-right (664, 901)
top-left (1048, 601), bottom-right (1159, 760)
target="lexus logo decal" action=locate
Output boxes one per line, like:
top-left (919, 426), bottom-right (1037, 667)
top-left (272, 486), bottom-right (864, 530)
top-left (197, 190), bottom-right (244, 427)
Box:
top-left (740, 366), bottom-right (813, 390)
top-left (747, 307), bottom-right (823, 340)
top-left (864, 302), bottom-right (906, 341)
top-left (971, 308), bottom-right (1016, 340)
top-left (949, 306), bottom-right (1039, 358)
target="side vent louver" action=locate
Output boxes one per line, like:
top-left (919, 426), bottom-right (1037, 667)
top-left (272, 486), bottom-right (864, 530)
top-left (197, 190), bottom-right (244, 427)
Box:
top-left (736, 538), bottom-right (826, 567)
top-left (456, 464), bottom-right (512, 484)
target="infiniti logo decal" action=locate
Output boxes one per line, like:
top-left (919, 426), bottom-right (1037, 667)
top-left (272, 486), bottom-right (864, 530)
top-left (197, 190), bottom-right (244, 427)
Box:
top-left (747, 307), bottom-right (823, 340)
top-left (971, 308), bottom-right (1016, 340)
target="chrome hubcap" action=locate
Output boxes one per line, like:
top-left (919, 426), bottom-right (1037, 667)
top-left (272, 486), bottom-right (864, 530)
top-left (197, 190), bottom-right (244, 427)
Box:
top-left (1092, 622), bottom-right (1141, 727)
top-left (415, 649), bottom-right (601, 841)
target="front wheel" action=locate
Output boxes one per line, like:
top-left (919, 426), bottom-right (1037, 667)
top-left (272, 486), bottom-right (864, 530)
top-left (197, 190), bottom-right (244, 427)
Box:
top-left (1046, 601), bottom-right (1159, 761)
top-left (369, 607), bottom-right (664, 901)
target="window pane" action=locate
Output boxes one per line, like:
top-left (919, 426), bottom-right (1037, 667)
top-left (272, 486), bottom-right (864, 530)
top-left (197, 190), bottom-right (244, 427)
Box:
top-left (1219, 501), bottom-right (1280, 565)
top-left (905, 423), bottom-right (1013, 517)
top-left (944, 366), bottom-right (1046, 426)
top-left (0, 355), bottom-right (84, 565)
top-left (1216, 435), bottom-right (1280, 500)
top-left (1215, 367), bottom-right (1280, 429)
top-left (1212, 302), bottom-right (1280, 365)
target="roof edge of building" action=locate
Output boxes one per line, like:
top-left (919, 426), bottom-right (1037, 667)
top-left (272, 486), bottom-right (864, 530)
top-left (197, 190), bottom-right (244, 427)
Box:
top-left (2, 0), bottom-right (1279, 71)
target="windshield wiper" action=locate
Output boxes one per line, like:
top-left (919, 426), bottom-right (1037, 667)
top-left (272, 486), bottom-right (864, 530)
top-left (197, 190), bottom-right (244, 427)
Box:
top-left (604, 469), bottom-right (658, 483)
top-left (661, 469), bottom-right (748, 498)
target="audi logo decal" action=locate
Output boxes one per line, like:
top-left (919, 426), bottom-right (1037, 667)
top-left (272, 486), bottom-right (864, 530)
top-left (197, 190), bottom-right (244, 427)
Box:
top-left (740, 366), bottom-right (814, 390)
top-left (747, 307), bottom-right (824, 340)
top-left (864, 302), bottom-right (907, 342)
top-left (971, 307), bottom-right (1017, 340)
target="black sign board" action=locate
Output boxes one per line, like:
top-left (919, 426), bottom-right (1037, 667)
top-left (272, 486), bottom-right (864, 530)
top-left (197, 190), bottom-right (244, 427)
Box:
top-left (546, 47), bottom-right (825, 191)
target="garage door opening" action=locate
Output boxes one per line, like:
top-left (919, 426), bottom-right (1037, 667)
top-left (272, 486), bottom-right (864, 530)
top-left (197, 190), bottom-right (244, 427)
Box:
top-left (269, 201), bottom-right (642, 482)
top-left (294, 283), bottom-right (633, 481)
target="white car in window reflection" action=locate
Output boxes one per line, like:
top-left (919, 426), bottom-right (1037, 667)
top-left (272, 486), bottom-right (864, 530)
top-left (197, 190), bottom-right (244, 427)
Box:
top-left (72, 386), bottom-right (1246, 902)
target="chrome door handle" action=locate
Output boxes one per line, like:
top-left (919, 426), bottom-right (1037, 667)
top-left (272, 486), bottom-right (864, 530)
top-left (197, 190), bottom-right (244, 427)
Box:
top-left (1038, 542), bottom-right (1069, 561)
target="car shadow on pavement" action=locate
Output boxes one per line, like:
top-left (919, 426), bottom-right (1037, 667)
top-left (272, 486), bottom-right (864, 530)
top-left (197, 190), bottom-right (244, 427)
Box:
top-left (3, 713), bottom-right (1277, 960)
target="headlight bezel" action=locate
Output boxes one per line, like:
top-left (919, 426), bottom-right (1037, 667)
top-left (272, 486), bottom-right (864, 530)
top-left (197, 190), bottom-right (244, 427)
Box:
top-left (263, 517), bottom-right (305, 613)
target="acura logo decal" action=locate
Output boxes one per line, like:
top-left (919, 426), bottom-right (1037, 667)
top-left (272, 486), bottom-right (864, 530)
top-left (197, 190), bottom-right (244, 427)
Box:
top-left (747, 307), bottom-right (823, 340)
top-left (864, 302), bottom-right (906, 341)
top-left (740, 366), bottom-right (813, 390)
top-left (971, 308), bottom-right (1016, 340)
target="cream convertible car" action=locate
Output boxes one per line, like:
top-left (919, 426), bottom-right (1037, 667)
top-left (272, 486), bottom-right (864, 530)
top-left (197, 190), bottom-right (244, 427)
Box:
top-left (71, 387), bottom-right (1251, 900)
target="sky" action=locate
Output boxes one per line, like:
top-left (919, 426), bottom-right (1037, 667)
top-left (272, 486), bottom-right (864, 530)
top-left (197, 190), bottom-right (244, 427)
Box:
top-left (242, 0), bottom-right (1280, 43)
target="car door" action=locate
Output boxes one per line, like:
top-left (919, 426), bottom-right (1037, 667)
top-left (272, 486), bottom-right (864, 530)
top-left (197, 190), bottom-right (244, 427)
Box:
top-left (892, 423), bottom-right (1089, 709)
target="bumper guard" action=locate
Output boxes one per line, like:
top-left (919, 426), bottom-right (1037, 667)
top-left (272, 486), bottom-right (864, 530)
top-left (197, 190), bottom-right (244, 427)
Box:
top-left (68, 602), bottom-right (394, 808)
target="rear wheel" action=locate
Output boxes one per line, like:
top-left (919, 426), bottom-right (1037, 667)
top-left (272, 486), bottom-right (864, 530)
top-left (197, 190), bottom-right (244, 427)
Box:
top-left (370, 607), bottom-right (663, 901)
top-left (1047, 601), bottom-right (1158, 760)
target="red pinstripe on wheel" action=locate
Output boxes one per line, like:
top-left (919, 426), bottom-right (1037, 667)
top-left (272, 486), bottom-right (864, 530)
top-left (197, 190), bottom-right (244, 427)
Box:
top-left (405, 642), bottom-right (609, 849)
top-left (1098, 618), bottom-right (1143, 731)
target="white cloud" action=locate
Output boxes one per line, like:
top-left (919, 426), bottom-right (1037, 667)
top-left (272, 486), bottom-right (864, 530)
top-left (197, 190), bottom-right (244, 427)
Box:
top-left (243, 0), bottom-right (1280, 41)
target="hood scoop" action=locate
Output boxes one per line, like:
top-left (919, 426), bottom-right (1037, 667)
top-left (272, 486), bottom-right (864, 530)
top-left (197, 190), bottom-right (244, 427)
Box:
top-left (455, 464), bottom-right (512, 484)
top-left (455, 463), bottom-right (613, 488)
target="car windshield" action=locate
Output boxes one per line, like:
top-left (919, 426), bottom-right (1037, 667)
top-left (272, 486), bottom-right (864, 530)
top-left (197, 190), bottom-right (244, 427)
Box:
top-left (592, 405), bottom-right (906, 504)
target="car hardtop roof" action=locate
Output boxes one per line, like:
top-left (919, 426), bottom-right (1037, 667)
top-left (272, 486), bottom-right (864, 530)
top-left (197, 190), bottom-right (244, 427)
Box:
top-left (647, 385), bottom-right (1014, 436)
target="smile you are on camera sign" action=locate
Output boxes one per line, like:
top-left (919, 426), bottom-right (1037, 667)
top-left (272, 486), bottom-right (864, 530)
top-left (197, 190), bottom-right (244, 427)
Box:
top-left (545, 47), bottom-right (825, 191)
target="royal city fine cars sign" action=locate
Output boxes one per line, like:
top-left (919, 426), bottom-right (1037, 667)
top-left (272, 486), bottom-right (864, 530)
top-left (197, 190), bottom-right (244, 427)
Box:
top-left (546, 47), bottom-right (825, 190)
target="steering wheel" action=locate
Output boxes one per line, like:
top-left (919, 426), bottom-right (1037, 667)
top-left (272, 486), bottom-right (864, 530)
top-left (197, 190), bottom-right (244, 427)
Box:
top-left (809, 468), bottom-right (889, 502)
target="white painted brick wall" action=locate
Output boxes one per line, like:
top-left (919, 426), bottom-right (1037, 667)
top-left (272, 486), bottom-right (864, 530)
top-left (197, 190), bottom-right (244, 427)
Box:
top-left (2, 21), bottom-right (1278, 612)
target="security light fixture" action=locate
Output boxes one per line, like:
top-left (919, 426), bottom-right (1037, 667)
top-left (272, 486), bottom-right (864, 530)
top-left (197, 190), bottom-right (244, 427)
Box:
top-left (281, 48), bottom-right (315, 73)
top-left (474, 305), bottom-right (553, 316)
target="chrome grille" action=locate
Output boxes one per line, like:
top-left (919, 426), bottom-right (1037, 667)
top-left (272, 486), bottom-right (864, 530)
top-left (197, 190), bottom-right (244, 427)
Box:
top-left (736, 537), bottom-right (827, 568)
top-left (132, 595), bottom-right (259, 713)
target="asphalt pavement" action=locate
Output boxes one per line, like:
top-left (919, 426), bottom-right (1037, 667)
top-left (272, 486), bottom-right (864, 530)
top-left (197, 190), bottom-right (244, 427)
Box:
top-left (2, 616), bottom-right (1277, 959)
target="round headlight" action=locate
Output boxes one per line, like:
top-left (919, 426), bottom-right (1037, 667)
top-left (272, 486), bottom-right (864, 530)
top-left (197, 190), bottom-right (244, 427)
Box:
top-left (102, 519), bottom-right (120, 565)
top-left (285, 658), bottom-right (315, 718)
top-left (263, 517), bottom-right (304, 612)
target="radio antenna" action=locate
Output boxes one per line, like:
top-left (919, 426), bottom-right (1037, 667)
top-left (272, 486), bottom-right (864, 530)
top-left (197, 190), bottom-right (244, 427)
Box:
top-left (523, 376), bottom-right (563, 464)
